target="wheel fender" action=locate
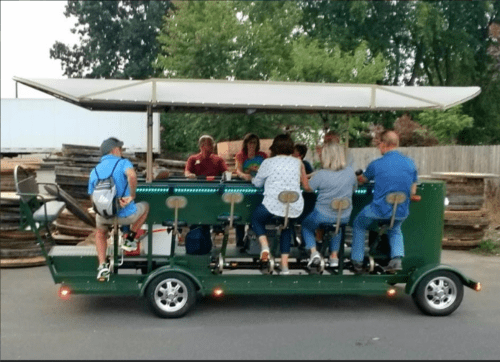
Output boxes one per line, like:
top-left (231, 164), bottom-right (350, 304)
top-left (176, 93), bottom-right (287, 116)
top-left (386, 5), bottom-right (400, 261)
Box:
top-left (405, 264), bottom-right (477, 295)
top-left (140, 266), bottom-right (203, 297)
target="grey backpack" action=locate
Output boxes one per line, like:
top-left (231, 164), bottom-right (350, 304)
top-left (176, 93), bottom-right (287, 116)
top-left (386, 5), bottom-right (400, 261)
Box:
top-left (91, 159), bottom-right (126, 219)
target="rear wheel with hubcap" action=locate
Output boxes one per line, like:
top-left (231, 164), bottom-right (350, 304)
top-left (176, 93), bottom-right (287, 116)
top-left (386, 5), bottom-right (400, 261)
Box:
top-left (145, 272), bottom-right (196, 318)
top-left (412, 270), bottom-right (463, 316)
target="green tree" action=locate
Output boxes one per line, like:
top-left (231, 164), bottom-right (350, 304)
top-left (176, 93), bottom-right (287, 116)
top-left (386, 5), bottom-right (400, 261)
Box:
top-left (156, 1), bottom-right (388, 153)
top-left (418, 106), bottom-right (474, 145)
top-left (50, 0), bottom-right (171, 78)
top-left (155, 1), bottom-right (241, 79)
top-left (287, 38), bottom-right (386, 83)
top-left (299, 0), bottom-right (500, 144)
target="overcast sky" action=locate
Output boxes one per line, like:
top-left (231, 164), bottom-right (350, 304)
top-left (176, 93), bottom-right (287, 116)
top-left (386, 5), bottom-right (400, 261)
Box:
top-left (1, 1), bottom-right (78, 99)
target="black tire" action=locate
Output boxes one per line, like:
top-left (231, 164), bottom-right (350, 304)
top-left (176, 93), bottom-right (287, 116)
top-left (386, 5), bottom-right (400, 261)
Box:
top-left (145, 272), bottom-right (196, 318)
top-left (412, 270), bottom-right (464, 316)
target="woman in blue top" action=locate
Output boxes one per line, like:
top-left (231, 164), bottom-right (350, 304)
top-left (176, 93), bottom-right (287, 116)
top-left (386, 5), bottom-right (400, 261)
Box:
top-left (301, 142), bottom-right (357, 267)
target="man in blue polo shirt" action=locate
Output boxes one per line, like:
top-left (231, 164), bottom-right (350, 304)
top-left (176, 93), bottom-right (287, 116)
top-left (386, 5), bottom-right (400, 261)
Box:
top-left (88, 137), bottom-right (149, 280)
top-left (351, 130), bottom-right (417, 274)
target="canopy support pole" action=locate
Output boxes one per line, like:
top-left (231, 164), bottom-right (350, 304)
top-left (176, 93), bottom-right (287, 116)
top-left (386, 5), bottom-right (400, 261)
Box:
top-left (146, 106), bottom-right (153, 183)
top-left (344, 112), bottom-right (350, 157)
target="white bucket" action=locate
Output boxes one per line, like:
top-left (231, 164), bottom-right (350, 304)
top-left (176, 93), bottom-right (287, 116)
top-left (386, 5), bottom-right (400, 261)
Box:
top-left (140, 225), bottom-right (173, 256)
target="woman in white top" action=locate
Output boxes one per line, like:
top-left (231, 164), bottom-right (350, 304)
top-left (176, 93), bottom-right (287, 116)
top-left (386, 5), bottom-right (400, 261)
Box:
top-left (251, 134), bottom-right (311, 275)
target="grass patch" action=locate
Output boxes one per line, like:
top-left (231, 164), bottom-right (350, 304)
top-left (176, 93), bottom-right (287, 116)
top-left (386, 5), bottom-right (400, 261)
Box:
top-left (471, 238), bottom-right (500, 256)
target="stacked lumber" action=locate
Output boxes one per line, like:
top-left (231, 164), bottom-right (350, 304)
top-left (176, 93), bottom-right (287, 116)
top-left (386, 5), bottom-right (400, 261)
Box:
top-left (153, 158), bottom-right (185, 177)
top-left (51, 144), bottom-right (113, 244)
top-left (0, 158), bottom-right (48, 267)
top-left (430, 172), bottom-right (497, 249)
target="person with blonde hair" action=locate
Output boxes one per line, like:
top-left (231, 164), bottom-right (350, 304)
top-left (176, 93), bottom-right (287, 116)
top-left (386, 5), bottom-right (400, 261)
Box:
top-left (301, 142), bottom-right (357, 268)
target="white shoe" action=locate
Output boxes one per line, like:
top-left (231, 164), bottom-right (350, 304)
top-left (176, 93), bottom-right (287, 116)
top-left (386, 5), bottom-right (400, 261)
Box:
top-left (328, 258), bottom-right (339, 268)
top-left (97, 263), bottom-right (110, 281)
top-left (307, 252), bottom-right (321, 268)
top-left (280, 267), bottom-right (290, 275)
top-left (121, 239), bottom-right (137, 252)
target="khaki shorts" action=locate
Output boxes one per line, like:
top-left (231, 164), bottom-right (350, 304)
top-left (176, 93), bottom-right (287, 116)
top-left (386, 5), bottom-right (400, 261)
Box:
top-left (96, 201), bottom-right (148, 230)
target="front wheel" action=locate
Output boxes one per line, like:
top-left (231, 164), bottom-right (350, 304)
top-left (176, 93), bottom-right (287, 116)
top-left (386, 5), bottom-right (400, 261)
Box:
top-left (145, 272), bottom-right (196, 318)
top-left (412, 271), bottom-right (463, 316)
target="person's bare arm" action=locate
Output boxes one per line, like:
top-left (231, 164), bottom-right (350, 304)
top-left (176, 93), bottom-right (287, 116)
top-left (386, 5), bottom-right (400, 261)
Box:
top-left (184, 158), bottom-right (196, 178)
top-left (120, 167), bottom-right (137, 207)
top-left (300, 163), bottom-right (312, 192)
top-left (235, 156), bottom-right (246, 178)
top-left (411, 182), bottom-right (417, 196)
top-left (357, 174), bottom-right (368, 185)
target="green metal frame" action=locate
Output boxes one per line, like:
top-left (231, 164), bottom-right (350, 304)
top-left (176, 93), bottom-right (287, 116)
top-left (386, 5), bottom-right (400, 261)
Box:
top-left (33, 177), bottom-right (477, 298)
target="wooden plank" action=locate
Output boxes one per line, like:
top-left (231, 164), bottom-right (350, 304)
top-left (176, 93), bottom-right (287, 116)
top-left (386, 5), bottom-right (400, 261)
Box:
top-left (0, 256), bottom-right (46, 268)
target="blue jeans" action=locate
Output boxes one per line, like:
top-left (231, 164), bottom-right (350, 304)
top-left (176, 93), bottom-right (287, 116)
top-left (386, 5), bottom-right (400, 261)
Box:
top-left (301, 208), bottom-right (349, 254)
top-left (251, 203), bottom-right (295, 254)
top-left (351, 205), bottom-right (406, 263)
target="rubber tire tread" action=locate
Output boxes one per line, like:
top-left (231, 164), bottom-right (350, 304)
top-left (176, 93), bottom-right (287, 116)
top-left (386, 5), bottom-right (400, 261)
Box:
top-left (412, 270), bottom-right (464, 316)
top-left (145, 272), bottom-right (196, 319)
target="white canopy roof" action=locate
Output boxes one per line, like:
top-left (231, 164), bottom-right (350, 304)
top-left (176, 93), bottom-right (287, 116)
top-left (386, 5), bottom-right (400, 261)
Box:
top-left (13, 77), bottom-right (481, 113)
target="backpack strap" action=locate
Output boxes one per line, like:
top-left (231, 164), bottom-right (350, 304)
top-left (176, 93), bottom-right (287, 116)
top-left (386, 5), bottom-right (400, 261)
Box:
top-left (97, 158), bottom-right (133, 201)
top-left (110, 158), bottom-right (129, 198)
top-left (93, 158), bottom-right (128, 198)
top-left (94, 158), bottom-right (123, 180)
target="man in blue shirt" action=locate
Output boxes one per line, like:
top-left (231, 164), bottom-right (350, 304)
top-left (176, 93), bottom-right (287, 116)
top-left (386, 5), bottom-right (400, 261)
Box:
top-left (351, 131), bottom-right (417, 274)
top-left (88, 137), bottom-right (149, 280)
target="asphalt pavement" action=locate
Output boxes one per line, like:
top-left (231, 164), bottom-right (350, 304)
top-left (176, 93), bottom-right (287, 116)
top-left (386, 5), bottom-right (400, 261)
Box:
top-left (1, 249), bottom-right (499, 360)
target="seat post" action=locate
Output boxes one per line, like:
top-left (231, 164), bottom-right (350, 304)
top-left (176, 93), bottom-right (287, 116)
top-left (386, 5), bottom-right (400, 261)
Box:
top-left (337, 224), bottom-right (346, 275)
top-left (386, 192), bottom-right (407, 229)
top-left (166, 196), bottom-right (188, 236)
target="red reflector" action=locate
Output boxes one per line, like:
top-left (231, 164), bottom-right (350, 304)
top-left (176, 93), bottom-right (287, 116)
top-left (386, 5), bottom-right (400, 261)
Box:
top-left (58, 286), bottom-right (71, 300)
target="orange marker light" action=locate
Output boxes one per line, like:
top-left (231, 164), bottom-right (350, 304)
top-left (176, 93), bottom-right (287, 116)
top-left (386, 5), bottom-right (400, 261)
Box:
top-left (387, 288), bottom-right (397, 297)
top-left (213, 288), bottom-right (224, 297)
top-left (410, 195), bottom-right (421, 202)
top-left (58, 286), bottom-right (71, 300)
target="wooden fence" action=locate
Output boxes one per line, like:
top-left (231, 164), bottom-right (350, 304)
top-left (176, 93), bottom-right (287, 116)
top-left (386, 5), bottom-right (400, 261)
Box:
top-left (346, 145), bottom-right (500, 177)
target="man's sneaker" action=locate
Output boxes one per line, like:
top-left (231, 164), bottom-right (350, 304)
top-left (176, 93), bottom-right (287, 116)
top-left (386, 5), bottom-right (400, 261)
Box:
top-left (385, 258), bottom-right (402, 273)
top-left (307, 251), bottom-right (321, 268)
top-left (280, 266), bottom-right (290, 275)
top-left (121, 238), bottom-right (137, 252)
top-left (97, 263), bottom-right (110, 282)
top-left (328, 257), bottom-right (339, 268)
top-left (352, 261), bottom-right (366, 275)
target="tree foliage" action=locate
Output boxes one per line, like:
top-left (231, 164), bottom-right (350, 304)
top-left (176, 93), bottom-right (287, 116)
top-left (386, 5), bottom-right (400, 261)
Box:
top-left (156, 1), bottom-right (386, 153)
top-left (51, 0), bottom-right (500, 150)
top-left (299, 0), bottom-right (500, 144)
top-left (50, 1), bottom-right (171, 78)
top-left (417, 106), bottom-right (474, 145)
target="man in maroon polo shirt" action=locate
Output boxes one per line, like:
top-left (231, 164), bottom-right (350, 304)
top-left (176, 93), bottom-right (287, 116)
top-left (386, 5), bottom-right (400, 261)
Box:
top-left (185, 135), bottom-right (227, 178)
